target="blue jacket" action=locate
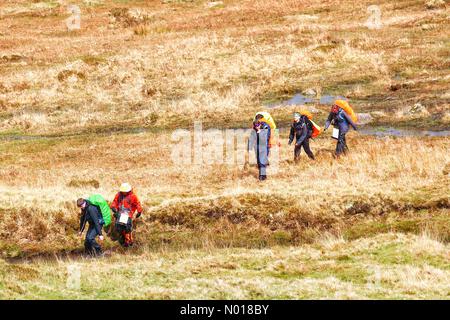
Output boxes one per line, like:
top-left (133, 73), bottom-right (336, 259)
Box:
top-left (325, 109), bottom-right (357, 134)
top-left (289, 115), bottom-right (312, 146)
top-left (248, 122), bottom-right (271, 166)
top-left (79, 200), bottom-right (104, 236)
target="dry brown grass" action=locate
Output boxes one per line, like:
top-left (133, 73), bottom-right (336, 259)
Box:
top-left (0, 0), bottom-right (448, 134)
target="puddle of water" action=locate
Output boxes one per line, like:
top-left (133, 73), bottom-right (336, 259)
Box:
top-left (319, 95), bottom-right (347, 105)
top-left (266, 93), bottom-right (347, 108)
top-left (359, 127), bottom-right (450, 137)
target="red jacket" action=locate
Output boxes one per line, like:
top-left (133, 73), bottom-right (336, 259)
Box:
top-left (111, 190), bottom-right (143, 218)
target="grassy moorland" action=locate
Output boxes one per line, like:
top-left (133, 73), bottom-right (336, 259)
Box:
top-left (0, 0), bottom-right (449, 299)
top-left (1, 233), bottom-right (449, 299)
top-left (0, 0), bottom-right (449, 134)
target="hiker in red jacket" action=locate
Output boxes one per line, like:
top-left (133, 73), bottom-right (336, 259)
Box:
top-left (110, 183), bottom-right (143, 247)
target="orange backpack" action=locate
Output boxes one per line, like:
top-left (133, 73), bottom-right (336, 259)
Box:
top-left (298, 110), bottom-right (322, 138)
top-left (335, 100), bottom-right (357, 123)
top-left (299, 110), bottom-right (313, 120)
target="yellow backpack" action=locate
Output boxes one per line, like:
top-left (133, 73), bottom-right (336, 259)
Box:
top-left (255, 111), bottom-right (276, 130)
top-left (254, 112), bottom-right (277, 147)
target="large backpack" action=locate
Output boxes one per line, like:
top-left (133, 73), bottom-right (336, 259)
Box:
top-left (255, 111), bottom-right (276, 130)
top-left (255, 111), bottom-right (277, 147)
top-left (298, 110), bottom-right (322, 138)
top-left (304, 116), bottom-right (313, 131)
top-left (88, 194), bottom-right (112, 227)
top-left (335, 100), bottom-right (357, 123)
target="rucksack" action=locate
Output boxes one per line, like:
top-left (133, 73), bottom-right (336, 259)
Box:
top-left (304, 117), bottom-right (313, 131)
top-left (88, 194), bottom-right (112, 227)
top-left (255, 111), bottom-right (277, 147)
top-left (309, 119), bottom-right (322, 138)
top-left (335, 100), bottom-right (357, 123)
top-left (255, 111), bottom-right (276, 129)
top-left (298, 111), bottom-right (322, 138)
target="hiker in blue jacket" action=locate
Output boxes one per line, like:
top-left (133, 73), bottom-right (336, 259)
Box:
top-left (288, 113), bottom-right (315, 161)
top-left (77, 198), bottom-right (104, 256)
top-left (249, 117), bottom-right (271, 181)
top-left (324, 101), bottom-right (357, 156)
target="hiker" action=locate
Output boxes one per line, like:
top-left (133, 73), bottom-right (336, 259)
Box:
top-left (77, 198), bottom-right (104, 257)
top-left (249, 115), bottom-right (271, 181)
top-left (324, 100), bottom-right (358, 157)
top-left (110, 183), bottom-right (143, 247)
top-left (254, 111), bottom-right (276, 149)
top-left (288, 112), bottom-right (315, 162)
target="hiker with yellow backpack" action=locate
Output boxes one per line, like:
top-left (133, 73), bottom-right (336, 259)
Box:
top-left (254, 111), bottom-right (277, 150)
top-left (249, 114), bottom-right (272, 181)
top-left (324, 100), bottom-right (358, 157)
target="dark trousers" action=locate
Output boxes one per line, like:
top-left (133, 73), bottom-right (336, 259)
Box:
top-left (85, 224), bottom-right (102, 256)
top-left (115, 218), bottom-right (133, 247)
top-left (256, 134), bottom-right (269, 178)
top-left (257, 162), bottom-right (267, 177)
top-left (336, 131), bottom-right (349, 156)
top-left (294, 139), bottom-right (315, 161)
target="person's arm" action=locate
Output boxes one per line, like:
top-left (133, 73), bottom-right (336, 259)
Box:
top-left (88, 206), bottom-right (102, 236)
top-left (79, 211), bottom-right (87, 233)
top-left (342, 111), bottom-right (357, 130)
top-left (110, 193), bottom-right (119, 218)
top-left (324, 113), bottom-right (333, 130)
top-left (133, 194), bottom-right (143, 218)
top-left (295, 123), bottom-right (308, 146)
top-left (288, 125), bottom-right (294, 145)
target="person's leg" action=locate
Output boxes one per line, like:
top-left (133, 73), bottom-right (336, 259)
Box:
top-left (85, 225), bottom-right (102, 256)
top-left (302, 138), bottom-right (315, 160)
top-left (258, 164), bottom-right (267, 180)
top-left (126, 218), bottom-right (134, 246)
top-left (294, 144), bottom-right (301, 162)
top-left (124, 232), bottom-right (133, 246)
top-left (257, 135), bottom-right (268, 180)
top-left (84, 228), bottom-right (93, 255)
top-left (120, 230), bottom-right (127, 246)
top-left (336, 132), bottom-right (346, 156)
top-left (343, 134), bottom-right (349, 154)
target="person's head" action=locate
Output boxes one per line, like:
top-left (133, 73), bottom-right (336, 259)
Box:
top-left (293, 113), bottom-right (301, 122)
top-left (332, 99), bottom-right (348, 114)
top-left (119, 182), bottom-right (132, 194)
top-left (254, 113), bottom-right (264, 123)
top-left (253, 120), bottom-right (262, 131)
top-left (331, 104), bottom-right (339, 114)
top-left (76, 198), bottom-right (87, 209)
